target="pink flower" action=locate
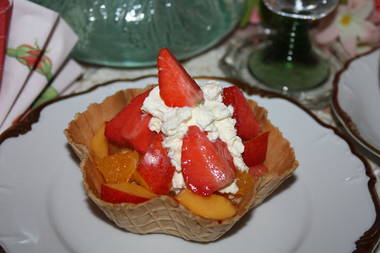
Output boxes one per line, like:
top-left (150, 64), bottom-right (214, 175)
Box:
top-left (315, 0), bottom-right (379, 57)
top-left (368, 5), bottom-right (380, 24)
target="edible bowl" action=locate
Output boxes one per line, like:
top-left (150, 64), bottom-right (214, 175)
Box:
top-left (64, 81), bottom-right (298, 242)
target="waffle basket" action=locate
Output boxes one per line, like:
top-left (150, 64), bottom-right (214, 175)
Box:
top-left (64, 85), bottom-right (298, 242)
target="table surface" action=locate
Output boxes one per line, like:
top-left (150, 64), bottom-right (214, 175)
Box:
top-left (1, 27), bottom-right (379, 253)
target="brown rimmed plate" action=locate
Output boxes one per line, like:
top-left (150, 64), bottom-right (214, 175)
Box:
top-left (332, 47), bottom-right (380, 160)
top-left (0, 76), bottom-right (379, 253)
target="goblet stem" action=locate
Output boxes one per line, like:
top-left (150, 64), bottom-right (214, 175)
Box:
top-left (248, 14), bottom-right (330, 92)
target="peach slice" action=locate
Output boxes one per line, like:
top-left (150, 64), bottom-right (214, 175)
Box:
top-left (84, 160), bottom-right (105, 198)
top-left (175, 189), bottom-right (237, 220)
top-left (236, 171), bottom-right (255, 197)
top-left (90, 124), bottom-right (109, 159)
top-left (101, 183), bottom-right (157, 204)
top-left (132, 171), bottom-right (150, 189)
top-left (97, 151), bottom-right (139, 184)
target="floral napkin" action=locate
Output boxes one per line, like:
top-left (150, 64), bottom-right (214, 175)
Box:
top-left (0, 0), bottom-right (83, 133)
top-left (0, 0), bottom-right (12, 86)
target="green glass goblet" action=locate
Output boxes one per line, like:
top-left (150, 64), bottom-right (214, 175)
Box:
top-left (248, 0), bottom-right (338, 94)
top-left (248, 16), bottom-right (330, 92)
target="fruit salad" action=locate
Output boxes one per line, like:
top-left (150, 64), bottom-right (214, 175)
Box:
top-left (65, 48), bottom-right (297, 241)
top-left (90, 48), bottom-right (270, 219)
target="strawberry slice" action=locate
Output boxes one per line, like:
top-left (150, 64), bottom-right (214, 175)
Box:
top-left (249, 164), bottom-right (269, 179)
top-left (181, 126), bottom-right (235, 196)
top-left (137, 134), bottom-right (175, 195)
top-left (213, 138), bottom-right (236, 172)
top-left (157, 48), bottom-right (204, 107)
top-left (105, 89), bottom-right (157, 154)
top-left (242, 131), bottom-right (269, 167)
top-left (222, 86), bottom-right (261, 140)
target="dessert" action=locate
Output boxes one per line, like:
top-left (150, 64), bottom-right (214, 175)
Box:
top-left (65, 48), bottom-right (298, 242)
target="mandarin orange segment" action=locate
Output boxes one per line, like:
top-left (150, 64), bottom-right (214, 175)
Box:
top-left (236, 171), bottom-right (254, 197)
top-left (97, 151), bottom-right (139, 184)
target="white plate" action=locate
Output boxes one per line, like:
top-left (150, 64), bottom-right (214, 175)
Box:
top-left (332, 48), bottom-right (380, 159)
top-left (0, 77), bottom-right (379, 253)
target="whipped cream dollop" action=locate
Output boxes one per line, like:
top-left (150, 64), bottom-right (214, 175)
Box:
top-left (141, 82), bottom-right (249, 194)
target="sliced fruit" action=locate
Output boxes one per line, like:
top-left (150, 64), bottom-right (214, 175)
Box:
top-left (86, 161), bottom-right (105, 197)
top-left (96, 151), bottom-right (139, 184)
top-left (181, 126), bottom-right (235, 196)
top-left (157, 48), bottom-right (204, 107)
top-left (105, 89), bottom-right (157, 153)
top-left (137, 134), bottom-right (175, 195)
top-left (90, 123), bottom-right (108, 159)
top-left (101, 182), bottom-right (157, 204)
top-left (132, 171), bottom-right (150, 190)
top-left (107, 143), bottom-right (134, 157)
top-left (213, 138), bottom-right (236, 172)
top-left (236, 171), bottom-right (255, 197)
top-left (222, 86), bottom-right (261, 140)
top-left (242, 131), bottom-right (269, 167)
top-left (175, 189), bottom-right (236, 220)
top-left (249, 164), bottom-right (269, 179)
